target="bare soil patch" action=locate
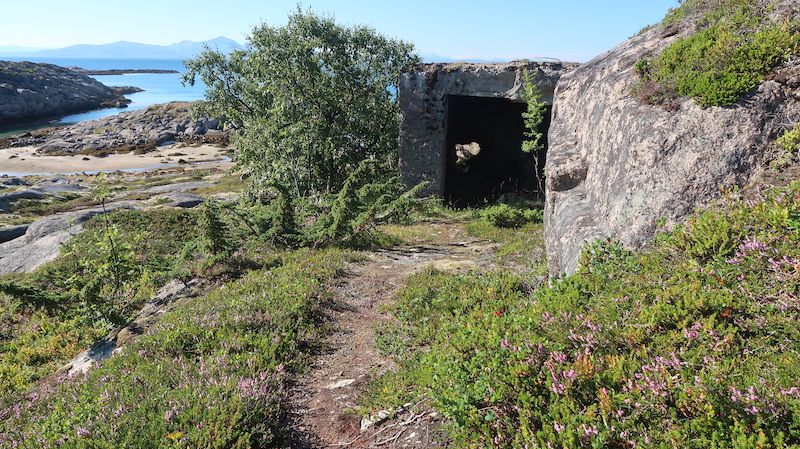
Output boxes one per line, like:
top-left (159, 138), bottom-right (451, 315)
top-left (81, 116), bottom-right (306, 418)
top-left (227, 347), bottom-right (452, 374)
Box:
top-left (284, 221), bottom-right (499, 448)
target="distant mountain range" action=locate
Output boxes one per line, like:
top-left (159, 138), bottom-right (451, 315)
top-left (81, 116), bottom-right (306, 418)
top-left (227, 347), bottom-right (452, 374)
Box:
top-left (0, 37), bottom-right (242, 59)
top-left (0, 39), bottom-right (515, 64)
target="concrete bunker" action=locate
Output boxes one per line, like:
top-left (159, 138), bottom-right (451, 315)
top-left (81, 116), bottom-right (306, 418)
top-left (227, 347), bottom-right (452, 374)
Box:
top-left (398, 61), bottom-right (576, 204)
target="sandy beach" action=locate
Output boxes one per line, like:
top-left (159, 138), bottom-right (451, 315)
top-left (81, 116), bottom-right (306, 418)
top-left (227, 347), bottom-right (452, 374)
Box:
top-left (0, 144), bottom-right (235, 176)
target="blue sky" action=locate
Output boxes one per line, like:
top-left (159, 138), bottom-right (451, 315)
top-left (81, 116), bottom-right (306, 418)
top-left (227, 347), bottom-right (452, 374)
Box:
top-left (3, 0), bottom-right (681, 62)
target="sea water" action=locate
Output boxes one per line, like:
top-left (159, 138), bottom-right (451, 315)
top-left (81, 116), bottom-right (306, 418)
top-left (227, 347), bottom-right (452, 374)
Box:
top-left (1, 57), bottom-right (207, 135)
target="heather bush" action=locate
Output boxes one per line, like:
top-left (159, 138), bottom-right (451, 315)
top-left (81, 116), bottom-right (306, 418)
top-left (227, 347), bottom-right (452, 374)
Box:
top-left (0, 249), bottom-right (349, 448)
top-left (364, 182), bottom-right (800, 447)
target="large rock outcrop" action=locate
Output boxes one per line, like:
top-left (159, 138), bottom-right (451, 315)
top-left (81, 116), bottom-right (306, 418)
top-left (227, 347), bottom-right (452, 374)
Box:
top-left (545, 17), bottom-right (800, 276)
top-left (0, 61), bottom-right (136, 125)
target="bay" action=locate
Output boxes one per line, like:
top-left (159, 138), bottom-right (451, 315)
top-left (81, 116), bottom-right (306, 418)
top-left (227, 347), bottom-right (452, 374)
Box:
top-left (1, 57), bottom-right (207, 135)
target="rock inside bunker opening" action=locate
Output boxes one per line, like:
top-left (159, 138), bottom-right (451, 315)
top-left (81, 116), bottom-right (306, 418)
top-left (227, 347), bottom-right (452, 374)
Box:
top-left (443, 94), bottom-right (549, 207)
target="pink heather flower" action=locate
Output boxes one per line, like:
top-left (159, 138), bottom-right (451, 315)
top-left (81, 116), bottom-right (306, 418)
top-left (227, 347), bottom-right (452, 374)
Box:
top-left (501, 339), bottom-right (511, 349)
top-left (553, 422), bottom-right (564, 433)
top-left (551, 351), bottom-right (568, 363)
top-left (561, 370), bottom-right (577, 380)
top-left (683, 327), bottom-right (700, 339)
top-left (739, 237), bottom-right (768, 252)
top-left (781, 387), bottom-right (799, 396)
top-left (747, 386), bottom-right (759, 401)
top-left (745, 405), bottom-right (760, 415)
top-left (164, 407), bottom-right (177, 423)
top-left (579, 424), bottom-right (599, 437)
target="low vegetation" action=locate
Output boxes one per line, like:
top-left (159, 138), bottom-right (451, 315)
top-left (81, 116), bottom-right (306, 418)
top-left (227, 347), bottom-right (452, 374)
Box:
top-left (0, 207), bottom-right (202, 397)
top-left (633, 0), bottom-right (800, 108)
top-left (362, 182), bottom-right (800, 448)
top-left (0, 161), bottom-right (426, 446)
top-left (1, 246), bottom-right (352, 447)
top-left (5, 165), bottom-right (800, 448)
top-left (8, 193), bottom-right (99, 221)
top-left (11, 174), bottom-right (794, 447)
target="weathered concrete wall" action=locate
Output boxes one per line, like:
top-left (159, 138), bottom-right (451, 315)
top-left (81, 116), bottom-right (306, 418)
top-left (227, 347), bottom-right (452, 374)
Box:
top-left (398, 62), bottom-right (578, 197)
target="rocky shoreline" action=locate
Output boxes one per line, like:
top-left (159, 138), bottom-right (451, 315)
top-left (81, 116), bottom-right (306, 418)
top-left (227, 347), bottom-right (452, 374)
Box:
top-left (0, 60), bottom-right (140, 126)
top-left (1, 101), bottom-right (228, 156)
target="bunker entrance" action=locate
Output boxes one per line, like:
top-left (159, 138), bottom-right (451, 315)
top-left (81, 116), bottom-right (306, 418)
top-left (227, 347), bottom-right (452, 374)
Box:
top-left (444, 95), bottom-right (549, 206)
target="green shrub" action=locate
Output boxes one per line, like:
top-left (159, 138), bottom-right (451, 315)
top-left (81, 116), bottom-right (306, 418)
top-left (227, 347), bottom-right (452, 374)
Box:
top-left (479, 204), bottom-right (543, 228)
top-left (776, 124), bottom-right (800, 159)
top-left (228, 161), bottom-right (427, 250)
top-left (634, 0), bottom-right (800, 108)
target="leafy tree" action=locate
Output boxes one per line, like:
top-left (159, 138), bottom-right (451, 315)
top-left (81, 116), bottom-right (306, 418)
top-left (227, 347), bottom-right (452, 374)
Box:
top-left (183, 8), bottom-right (420, 197)
top-left (520, 70), bottom-right (547, 155)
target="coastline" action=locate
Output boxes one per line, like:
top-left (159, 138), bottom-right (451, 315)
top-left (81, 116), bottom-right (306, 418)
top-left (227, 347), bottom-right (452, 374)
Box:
top-left (0, 144), bottom-right (234, 177)
top-left (76, 69), bottom-right (179, 75)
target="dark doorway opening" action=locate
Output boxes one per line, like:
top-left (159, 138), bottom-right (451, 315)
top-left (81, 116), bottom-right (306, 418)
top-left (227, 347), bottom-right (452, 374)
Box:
top-left (444, 95), bottom-right (549, 207)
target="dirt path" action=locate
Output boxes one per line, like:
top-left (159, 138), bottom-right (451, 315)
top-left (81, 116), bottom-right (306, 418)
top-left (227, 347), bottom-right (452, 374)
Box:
top-left (283, 221), bottom-right (499, 448)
